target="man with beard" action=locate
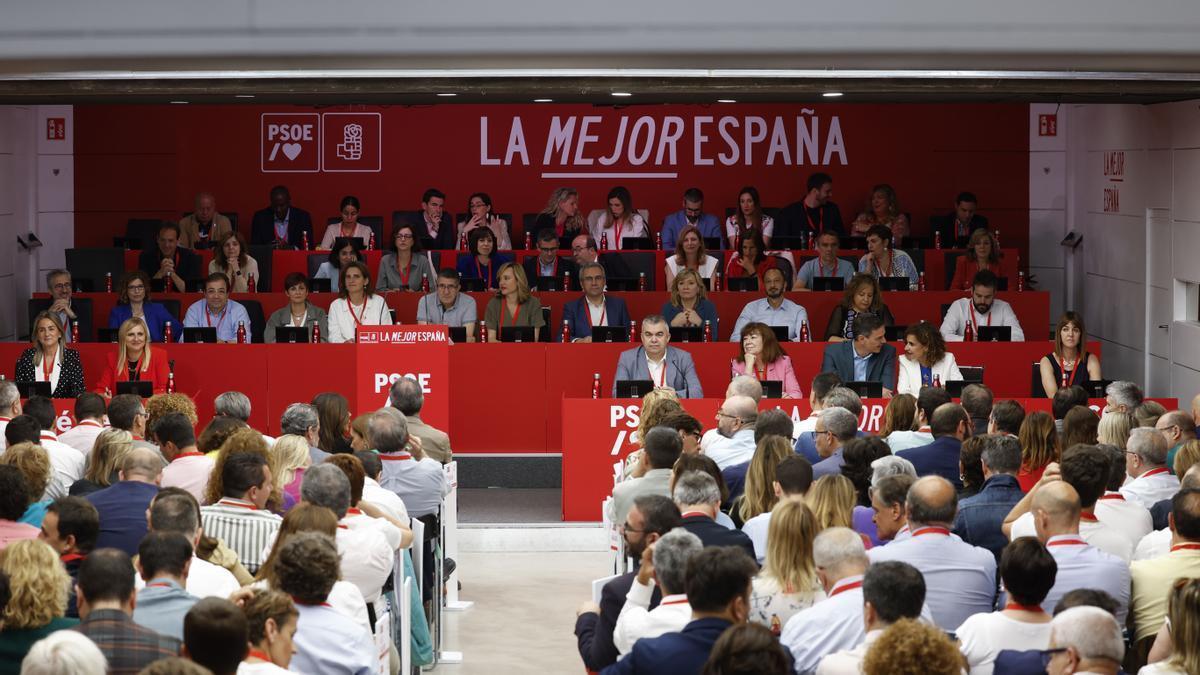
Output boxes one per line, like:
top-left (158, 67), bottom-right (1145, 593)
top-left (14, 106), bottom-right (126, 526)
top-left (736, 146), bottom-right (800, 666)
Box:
top-left (729, 267), bottom-right (810, 341)
top-left (660, 187), bottom-right (722, 251)
top-left (940, 270), bottom-right (1025, 342)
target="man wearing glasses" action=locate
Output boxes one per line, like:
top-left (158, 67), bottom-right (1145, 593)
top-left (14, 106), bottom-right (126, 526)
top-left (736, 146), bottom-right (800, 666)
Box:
top-left (1156, 409), bottom-right (1197, 473)
top-left (416, 269), bottom-right (477, 341)
top-left (30, 269), bottom-right (93, 342)
top-left (660, 187), bottom-right (721, 251)
top-left (560, 263), bottom-right (631, 343)
top-left (522, 229), bottom-right (578, 291)
top-left (1040, 606), bottom-right (1126, 675)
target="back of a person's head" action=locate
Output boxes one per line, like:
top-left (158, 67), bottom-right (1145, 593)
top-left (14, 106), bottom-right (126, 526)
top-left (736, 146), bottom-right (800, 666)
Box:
top-left (1059, 444), bottom-right (1108, 508)
top-left (907, 476), bottom-right (958, 525)
top-left (1129, 426), bottom-right (1169, 466)
top-left (213, 391), bottom-right (252, 422)
top-left (1134, 400), bottom-right (1169, 428)
top-left (300, 463), bottom-right (351, 518)
top-left (959, 383), bottom-right (993, 420)
top-left (1053, 386), bottom-right (1090, 421)
top-left (812, 526), bottom-right (868, 574)
top-left (275, 532), bottom-right (339, 605)
top-left (754, 409), bottom-right (794, 444)
top-left (820, 407), bottom-right (859, 443)
top-left (46, 497), bottom-right (99, 554)
top-left (149, 491), bottom-right (201, 538)
top-left (20, 630), bottom-right (107, 675)
top-left (632, 494), bottom-right (682, 535)
top-left (221, 452), bottom-right (267, 499)
top-left (990, 400), bottom-right (1026, 435)
top-left (23, 396), bottom-right (55, 431)
top-left (652, 528), bottom-right (703, 596)
top-left (77, 548), bottom-right (135, 605)
top-left (823, 387), bottom-right (863, 418)
top-left (916, 386), bottom-right (952, 423)
top-left (121, 446), bottom-right (164, 482)
top-left (726, 375), bottom-right (763, 402)
top-left (869, 456), bottom-right (916, 484)
top-left (872, 473), bottom-right (915, 510)
top-left (323, 454), bottom-right (366, 506)
top-left (73, 393), bottom-right (107, 422)
top-left (862, 619), bottom-right (965, 675)
top-left (684, 547), bottom-right (757, 613)
top-left (105, 394), bottom-right (144, 431)
top-left (0, 464), bottom-right (30, 521)
top-left (184, 598), bottom-right (248, 675)
top-left (152, 412), bottom-right (197, 450)
top-left (811, 372), bottom-right (842, 405)
top-left (1049, 606), bottom-right (1125, 665)
top-left (1173, 488), bottom-right (1200, 540)
top-left (388, 376), bottom-right (424, 416)
top-left (138, 531), bottom-right (193, 580)
top-left (862, 560), bottom-right (925, 624)
top-left (643, 426), bottom-right (683, 470)
top-left (4, 415), bottom-right (41, 447)
top-left (1094, 444), bottom-right (1127, 491)
top-left (673, 470), bottom-right (721, 507)
top-left (774, 456), bottom-right (814, 496)
top-left (699, 622), bottom-right (790, 675)
top-left (981, 434), bottom-right (1022, 475)
top-left (1053, 588), bottom-right (1120, 616)
top-left (672, 453), bottom-right (730, 503)
top-left (135, 657), bottom-right (213, 675)
top-left (1000, 537), bottom-right (1057, 606)
top-left (242, 588), bottom-right (297, 650)
top-left (1105, 380), bottom-right (1144, 410)
top-left (354, 450), bottom-right (382, 479)
top-left (929, 403), bottom-right (967, 437)
top-left (367, 406), bottom-right (409, 453)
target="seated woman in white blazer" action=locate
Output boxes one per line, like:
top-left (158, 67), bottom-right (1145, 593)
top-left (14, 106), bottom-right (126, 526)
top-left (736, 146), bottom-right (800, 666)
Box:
top-left (327, 260), bottom-right (392, 343)
top-left (897, 321), bottom-right (962, 395)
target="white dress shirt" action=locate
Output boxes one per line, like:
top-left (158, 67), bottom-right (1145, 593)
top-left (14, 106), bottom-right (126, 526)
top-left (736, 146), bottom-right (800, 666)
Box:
top-left (137, 555), bottom-right (240, 600)
top-left (868, 526), bottom-right (997, 630)
top-left (939, 297), bottom-right (1025, 342)
top-left (885, 429), bottom-right (934, 453)
top-left (1095, 491), bottom-right (1154, 549)
top-left (1134, 528), bottom-right (1171, 561)
top-left (362, 477), bottom-right (409, 521)
top-left (896, 353), bottom-right (963, 396)
top-left (795, 413), bottom-right (819, 437)
top-left (39, 431), bottom-right (86, 500)
top-left (160, 453), bottom-right (215, 503)
top-left (703, 428), bottom-right (757, 470)
top-left (742, 511), bottom-right (770, 564)
top-left (327, 294), bottom-right (391, 344)
top-left (816, 628), bottom-right (881, 675)
top-left (1009, 511), bottom-right (1134, 562)
top-left (1120, 468), bottom-right (1180, 509)
top-left (335, 520), bottom-right (395, 604)
top-left (613, 580), bottom-right (691, 655)
top-left (781, 575), bottom-right (867, 675)
top-left (343, 508), bottom-right (406, 550)
top-left (57, 419), bottom-right (106, 456)
top-left (1041, 534), bottom-right (1131, 624)
top-left (956, 611), bottom-right (1053, 675)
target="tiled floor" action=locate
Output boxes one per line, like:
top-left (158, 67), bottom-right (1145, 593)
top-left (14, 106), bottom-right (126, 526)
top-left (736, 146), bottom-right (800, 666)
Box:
top-left (429, 550), bottom-right (610, 674)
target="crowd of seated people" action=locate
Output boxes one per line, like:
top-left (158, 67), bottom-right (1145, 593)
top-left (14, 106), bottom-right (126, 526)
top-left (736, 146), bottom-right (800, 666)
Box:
top-left (580, 375), bottom-right (1200, 674)
top-left (0, 376), bottom-right (457, 673)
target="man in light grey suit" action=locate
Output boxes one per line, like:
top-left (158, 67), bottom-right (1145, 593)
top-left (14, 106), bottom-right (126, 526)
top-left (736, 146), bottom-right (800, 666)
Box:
top-left (609, 427), bottom-right (683, 526)
top-left (614, 315), bottom-right (704, 398)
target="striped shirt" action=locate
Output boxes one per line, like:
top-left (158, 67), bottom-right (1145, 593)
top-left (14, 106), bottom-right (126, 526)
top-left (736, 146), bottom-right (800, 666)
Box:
top-left (200, 497), bottom-right (281, 575)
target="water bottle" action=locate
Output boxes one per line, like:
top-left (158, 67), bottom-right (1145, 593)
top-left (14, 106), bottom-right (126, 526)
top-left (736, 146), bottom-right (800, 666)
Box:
top-left (800, 320), bottom-right (811, 343)
top-left (628, 320), bottom-right (637, 343)
top-left (163, 323), bottom-right (173, 343)
top-left (1017, 271), bottom-right (1026, 292)
top-left (311, 322), bottom-right (321, 343)
top-left (918, 271), bottom-right (926, 291)
top-left (166, 371), bottom-right (175, 394)
top-left (655, 232), bottom-right (663, 250)
top-left (301, 231), bottom-right (309, 251)
top-left (236, 321), bottom-right (247, 344)
top-left (703, 320), bottom-right (712, 343)
top-left (105, 273), bottom-right (113, 293)
top-left (70, 322), bottom-right (80, 343)
top-left (524, 232), bottom-right (532, 250)
top-left (459, 231), bottom-right (468, 251)
top-left (601, 232), bottom-right (609, 250)
top-left (561, 270), bottom-right (571, 292)
top-left (561, 319), bottom-right (571, 343)
top-left (713, 271), bottom-right (723, 292)
top-left (933, 374), bottom-right (942, 389)
top-left (964, 320), bottom-right (975, 342)
top-left (367, 233), bottom-right (375, 251)
top-left (638, 272), bottom-right (647, 291)
top-left (993, 230), bottom-right (1001, 248)
top-left (478, 320), bottom-right (487, 343)
top-left (591, 373), bottom-right (602, 399)
top-left (248, 273), bottom-right (256, 292)
top-left (421, 275), bottom-right (430, 292)
top-left (934, 231), bottom-right (942, 249)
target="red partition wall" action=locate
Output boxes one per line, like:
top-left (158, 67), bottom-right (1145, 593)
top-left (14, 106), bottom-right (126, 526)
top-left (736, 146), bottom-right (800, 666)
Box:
top-left (74, 103), bottom-right (1030, 261)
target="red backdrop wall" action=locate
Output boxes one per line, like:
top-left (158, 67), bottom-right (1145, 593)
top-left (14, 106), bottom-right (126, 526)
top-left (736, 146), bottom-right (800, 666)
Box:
top-left (73, 103), bottom-right (1030, 258)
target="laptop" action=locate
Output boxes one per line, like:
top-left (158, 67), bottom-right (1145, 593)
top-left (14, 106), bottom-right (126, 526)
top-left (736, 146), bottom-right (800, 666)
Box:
top-left (669, 326), bottom-right (703, 343)
top-left (768, 326), bottom-right (790, 342)
top-left (878, 277), bottom-right (910, 291)
top-left (619, 237), bottom-right (654, 251)
top-left (944, 380), bottom-right (970, 398)
top-left (604, 278), bottom-right (639, 292)
top-left (498, 326), bottom-right (535, 343)
top-left (1086, 379), bottom-right (1113, 398)
top-left (770, 236), bottom-right (807, 250)
top-left (308, 277), bottom-right (332, 293)
top-left (16, 382), bottom-right (51, 397)
top-left (760, 380), bottom-right (784, 399)
top-left (274, 326), bottom-right (310, 343)
top-left (727, 277), bottom-right (759, 292)
top-left (702, 237), bottom-right (723, 251)
top-left (116, 381), bottom-right (153, 397)
top-left (459, 278), bottom-right (487, 292)
top-left (884, 325), bottom-right (907, 342)
top-left (614, 380), bottom-right (655, 398)
top-left (844, 380), bottom-right (884, 398)
top-left (811, 276), bottom-right (846, 291)
top-left (977, 326), bottom-right (1013, 342)
top-left (534, 276), bottom-right (565, 292)
top-left (182, 327), bottom-right (218, 344)
top-left (448, 326), bottom-right (468, 343)
top-left (591, 326), bottom-right (631, 343)
top-left (98, 328), bottom-right (120, 343)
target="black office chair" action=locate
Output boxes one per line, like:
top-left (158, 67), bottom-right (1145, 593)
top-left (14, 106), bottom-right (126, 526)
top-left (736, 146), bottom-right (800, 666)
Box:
top-left (540, 306), bottom-right (552, 343)
top-left (249, 245), bottom-right (273, 291)
top-left (1030, 363), bottom-right (1048, 398)
top-left (65, 248), bottom-right (125, 292)
top-left (124, 219), bottom-right (165, 250)
top-left (326, 216), bottom-right (384, 247)
top-left (159, 299), bottom-right (183, 323)
top-left (240, 300), bottom-right (267, 343)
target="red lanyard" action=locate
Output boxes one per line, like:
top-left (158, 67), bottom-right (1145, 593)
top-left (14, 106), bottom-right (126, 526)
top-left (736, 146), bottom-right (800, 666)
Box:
top-left (60, 553), bottom-right (86, 563)
top-left (174, 452), bottom-right (204, 461)
top-left (499, 299), bottom-right (520, 328)
top-left (1099, 493), bottom-right (1125, 501)
top-left (380, 452), bottom-right (412, 461)
top-left (680, 511), bottom-right (709, 519)
top-left (818, 258), bottom-right (836, 278)
top-left (217, 498), bottom-right (259, 511)
top-left (587, 298), bottom-right (607, 327)
top-left (1080, 512), bottom-right (1098, 522)
top-left (290, 596), bottom-right (332, 608)
top-left (205, 306), bottom-right (229, 332)
top-left (1143, 467), bottom-right (1170, 478)
top-left (829, 580), bottom-right (863, 598)
top-left (247, 649), bottom-right (272, 663)
top-left (660, 597), bottom-right (689, 606)
top-left (1171, 543), bottom-right (1200, 552)
top-left (1048, 537), bottom-right (1086, 547)
top-left (475, 258), bottom-right (493, 287)
top-left (397, 257), bottom-right (412, 288)
top-left (968, 305), bottom-right (993, 335)
top-left (611, 219), bottom-right (624, 250)
top-left (871, 252), bottom-right (895, 278)
top-left (41, 351), bottom-right (56, 382)
top-left (755, 365), bottom-right (767, 381)
top-left (1058, 353), bottom-right (1083, 390)
top-left (806, 206), bottom-right (823, 232)
top-left (349, 298), bottom-right (368, 326)
top-left (147, 581), bottom-right (175, 589)
top-left (1005, 602), bottom-right (1045, 613)
top-left (912, 527), bottom-right (951, 537)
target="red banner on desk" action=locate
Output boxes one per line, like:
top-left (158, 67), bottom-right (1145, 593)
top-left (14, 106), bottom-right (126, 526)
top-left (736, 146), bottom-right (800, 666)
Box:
top-left (354, 325), bottom-right (450, 430)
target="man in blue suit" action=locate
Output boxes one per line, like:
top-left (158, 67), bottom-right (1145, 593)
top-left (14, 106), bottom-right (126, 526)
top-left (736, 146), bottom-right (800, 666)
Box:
top-left (897, 403), bottom-right (971, 489)
top-left (559, 262), bottom-right (631, 342)
top-left (614, 316), bottom-right (703, 398)
top-left (601, 546), bottom-right (757, 675)
top-left (660, 187), bottom-right (723, 251)
top-left (250, 185), bottom-right (314, 250)
top-left (820, 313), bottom-right (897, 396)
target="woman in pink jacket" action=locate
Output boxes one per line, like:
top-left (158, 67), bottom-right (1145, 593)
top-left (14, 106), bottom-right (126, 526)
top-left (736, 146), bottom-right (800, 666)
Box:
top-left (730, 322), bottom-right (803, 398)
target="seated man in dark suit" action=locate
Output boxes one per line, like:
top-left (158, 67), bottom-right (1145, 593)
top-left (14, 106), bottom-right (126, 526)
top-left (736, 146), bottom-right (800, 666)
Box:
top-left (673, 471), bottom-right (756, 562)
top-left (576, 494), bottom-right (680, 672)
top-left (560, 262), bottom-right (631, 342)
top-left (614, 315), bottom-right (703, 398)
top-left (29, 269), bottom-right (93, 342)
top-left (250, 185), bottom-right (314, 250)
top-left (522, 229), bottom-right (578, 291)
top-left (412, 188), bottom-right (457, 250)
top-left (776, 171), bottom-right (845, 238)
top-left (897, 403), bottom-right (971, 489)
top-left (820, 313), bottom-right (897, 397)
top-left (602, 545), bottom-right (758, 675)
top-left (930, 191), bottom-right (988, 249)
top-left (137, 221), bottom-right (201, 293)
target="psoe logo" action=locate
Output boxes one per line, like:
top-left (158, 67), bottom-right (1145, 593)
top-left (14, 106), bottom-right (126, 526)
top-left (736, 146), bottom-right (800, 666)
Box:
top-left (374, 372), bottom-right (432, 394)
top-left (608, 405), bottom-right (642, 455)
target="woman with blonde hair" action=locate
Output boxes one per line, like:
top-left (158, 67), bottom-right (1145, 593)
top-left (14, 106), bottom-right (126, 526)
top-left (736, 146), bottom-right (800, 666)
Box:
top-left (1173, 439), bottom-right (1200, 479)
top-left (1017, 411), bottom-right (1059, 492)
top-left (662, 267), bottom-right (720, 337)
top-left (748, 500), bottom-right (823, 633)
top-left (254, 503), bottom-right (370, 632)
top-left (0, 540), bottom-right (77, 668)
top-left (1097, 410), bottom-right (1135, 450)
top-left (14, 311), bottom-right (85, 399)
top-left (851, 183), bottom-right (910, 238)
top-left (734, 436), bottom-right (794, 527)
top-left (626, 390), bottom-right (681, 478)
top-left (1135, 400), bottom-right (1168, 428)
top-left (1142, 578), bottom-right (1200, 675)
top-left (93, 317), bottom-right (169, 396)
top-left (880, 394), bottom-right (919, 438)
top-left (0, 443), bottom-right (51, 526)
top-left (70, 428), bottom-right (133, 497)
top-left (534, 187), bottom-right (585, 242)
top-left (949, 228), bottom-right (1002, 291)
top-left (272, 434), bottom-right (311, 507)
top-left (204, 428), bottom-right (285, 512)
top-left (483, 262), bottom-right (544, 342)
top-left (805, 474), bottom-right (859, 534)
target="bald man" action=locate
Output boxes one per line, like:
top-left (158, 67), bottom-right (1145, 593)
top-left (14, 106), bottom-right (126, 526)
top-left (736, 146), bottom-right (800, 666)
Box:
top-left (178, 192), bottom-right (232, 250)
top-left (868, 475), bottom-right (995, 629)
top-left (703, 395), bottom-right (759, 469)
top-left (86, 447), bottom-right (163, 556)
top-left (1031, 481), bottom-right (1130, 623)
top-left (1156, 410), bottom-right (1197, 473)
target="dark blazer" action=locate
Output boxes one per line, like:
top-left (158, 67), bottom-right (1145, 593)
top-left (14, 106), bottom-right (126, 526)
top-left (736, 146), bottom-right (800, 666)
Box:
top-left (412, 214), bottom-right (458, 250)
top-left (86, 480), bottom-right (160, 557)
top-left (678, 515), bottom-right (757, 563)
top-left (251, 206), bottom-right (314, 249)
top-left (574, 570), bottom-right (662, 671)
top-left (14, 347), bottom-right (86, 398)
top-left (600, 617), bottom-right (733, 675)
top-left (820, 340), bottom-right (897, 390)
top-left (534, 213), bottom-right (585, 248)
top-left (559, 295), bottom-right (631, 342)
top-left (930, 212), bottom-right (989, 248)
top-left (522, 256), bottom-right (579, 291)
top-left (137, 247), bottom-right (201, 285)
top-left (776, 200), bottom-right (845, 237)
top-left (28, 298), bottom-right (94, 343)
top-left (898, 435), bottom-right (964, 489)
top-left (822, 304), bottom-right (895, 341)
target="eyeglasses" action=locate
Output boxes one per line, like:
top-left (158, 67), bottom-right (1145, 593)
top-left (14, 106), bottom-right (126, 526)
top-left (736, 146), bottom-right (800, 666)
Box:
top-left (1038, 648), bottom-right (1068, 668)
top-left (619, 522), bottom-right (645, 534)
top-left (715, 411), bottom-right (742, 422)
top-left (395, 233), bottom-right (414, 240)
top-left (538, 247), bottom-right (559, 254)
top-left (51, 282), bottom-right (73, 290)
top-left (435, 283), bottom-right (459, 291)
top-left (126, 284), bottom-right (146, 291)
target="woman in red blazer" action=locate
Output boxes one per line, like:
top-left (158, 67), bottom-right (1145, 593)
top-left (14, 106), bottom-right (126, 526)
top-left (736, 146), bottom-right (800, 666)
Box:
top-left (949, 228), bottom-right (1002, 291)
top-left (94, 317), bottom-right (170, 396)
